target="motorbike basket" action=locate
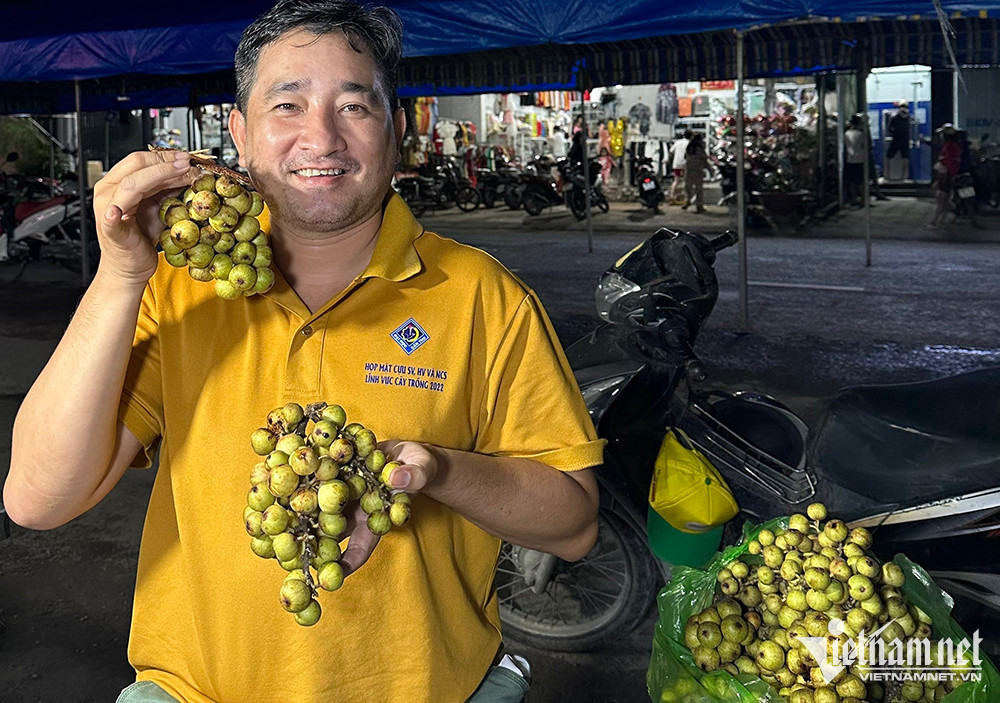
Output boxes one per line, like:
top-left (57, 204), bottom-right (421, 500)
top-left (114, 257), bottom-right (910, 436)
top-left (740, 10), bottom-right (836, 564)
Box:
top-left (677, 393), bottom-right (816, 505)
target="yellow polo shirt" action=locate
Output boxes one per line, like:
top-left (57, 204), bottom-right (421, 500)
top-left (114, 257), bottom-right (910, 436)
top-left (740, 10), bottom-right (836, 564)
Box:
top-left (118, 193), bottom-right (604, 702)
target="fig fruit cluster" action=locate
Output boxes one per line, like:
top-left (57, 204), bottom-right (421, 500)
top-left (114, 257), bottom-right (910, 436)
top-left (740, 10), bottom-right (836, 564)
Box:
top-left (243, 401), bottom-right (411, 626)
top-left (157, 171), bottom-right (274, 298)
top-left (675, 503), bottom-right (961, 703)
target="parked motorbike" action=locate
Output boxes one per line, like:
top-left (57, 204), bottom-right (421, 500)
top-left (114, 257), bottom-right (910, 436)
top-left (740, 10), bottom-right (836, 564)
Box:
top-left (0, 158), bottom-right (97, 273)
top-left (635, 155), bottom-right (664, 213)
top-left (475, 163), bottom-right (525, 210)
top-left (395, 158), bottom-right (480, 217)
top-left (972, 155), bottom-right (1000, 209)
top-left (952, 170), bottom-right (979, 224)
top-left (495, 226), bottom-right (1000, 653)
top-left (522, 157), bottom-right (609, 220)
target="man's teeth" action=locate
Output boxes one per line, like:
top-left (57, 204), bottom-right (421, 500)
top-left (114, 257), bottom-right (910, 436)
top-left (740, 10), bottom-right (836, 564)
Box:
top-left (297, 168), bottom-right (345, 177)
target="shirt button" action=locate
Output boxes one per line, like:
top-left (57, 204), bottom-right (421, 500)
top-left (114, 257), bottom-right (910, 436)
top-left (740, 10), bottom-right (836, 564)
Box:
top-left (301, 326), bottom-right (313, 337)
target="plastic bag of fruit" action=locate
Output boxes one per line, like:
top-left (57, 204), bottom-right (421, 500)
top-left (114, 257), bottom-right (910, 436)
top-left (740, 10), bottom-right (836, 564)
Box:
top-left (647, 509), bottom-right (1000, 703)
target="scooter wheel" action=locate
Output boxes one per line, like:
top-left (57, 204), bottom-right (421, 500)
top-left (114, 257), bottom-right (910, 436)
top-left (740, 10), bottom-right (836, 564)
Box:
top-left (495, 507), bottom-right (658, 652)
top-left (569, 189), bottom-right (587, 220)
top-left (404, 194), bottom-right (426, 218)
top-left (523, 191), bottom-right (547, 216)
top-left (504, 186), bottom-right (524, 210)
top-left (481, 186), bottom-right (497, 209)
top-left (596, 193), bottom-right (610, 213)
top-left (455, 186), bottom-right (480, 212)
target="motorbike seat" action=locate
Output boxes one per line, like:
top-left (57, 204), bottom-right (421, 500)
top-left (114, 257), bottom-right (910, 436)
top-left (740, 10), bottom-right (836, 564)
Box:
top-left (811, 368), bottom-right (1000, 507)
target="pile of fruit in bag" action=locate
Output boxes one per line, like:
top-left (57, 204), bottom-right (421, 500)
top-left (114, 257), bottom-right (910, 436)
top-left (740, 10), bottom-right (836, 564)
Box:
top-left (648, 503), bottom-right (1000, 703)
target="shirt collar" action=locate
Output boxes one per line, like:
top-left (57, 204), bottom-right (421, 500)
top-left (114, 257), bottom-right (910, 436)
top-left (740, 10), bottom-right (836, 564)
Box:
top-left (360, 191), bottom-right (424, 283)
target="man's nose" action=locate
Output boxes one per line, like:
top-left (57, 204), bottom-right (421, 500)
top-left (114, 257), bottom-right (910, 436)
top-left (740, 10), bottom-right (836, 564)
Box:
top-left (296, 108), bottom-right (347, 154)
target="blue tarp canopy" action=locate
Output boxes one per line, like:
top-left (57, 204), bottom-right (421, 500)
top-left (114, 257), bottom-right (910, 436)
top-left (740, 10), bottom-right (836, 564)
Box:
top-left (1, 0), bottom-right (999, 111)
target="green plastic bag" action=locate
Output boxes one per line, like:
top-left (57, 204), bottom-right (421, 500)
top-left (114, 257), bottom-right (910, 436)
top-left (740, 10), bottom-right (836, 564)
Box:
top-left (647, 517), bottom-right (1000, 702)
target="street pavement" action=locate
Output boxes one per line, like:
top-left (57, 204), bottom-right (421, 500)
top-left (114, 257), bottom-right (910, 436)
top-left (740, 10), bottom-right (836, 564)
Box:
top-left (1, 191), bottom-right (998, 702)
top-left (418, 183), bottom-right (1000, 243)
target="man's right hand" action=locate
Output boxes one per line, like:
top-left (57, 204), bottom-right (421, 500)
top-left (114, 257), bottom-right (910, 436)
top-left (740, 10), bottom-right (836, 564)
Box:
top-left (93, 149), bottom-right (194, 285)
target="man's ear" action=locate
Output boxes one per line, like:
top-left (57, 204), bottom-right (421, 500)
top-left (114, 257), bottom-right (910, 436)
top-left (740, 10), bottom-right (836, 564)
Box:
top-left (393, 107), bottom-right (406, 151)
top-left (229, 108), bottom-right (247, 168)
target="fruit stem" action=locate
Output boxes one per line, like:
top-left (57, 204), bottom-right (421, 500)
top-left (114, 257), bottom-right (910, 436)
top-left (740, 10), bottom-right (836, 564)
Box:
top-left (297, 524), bottom-right (318, 597)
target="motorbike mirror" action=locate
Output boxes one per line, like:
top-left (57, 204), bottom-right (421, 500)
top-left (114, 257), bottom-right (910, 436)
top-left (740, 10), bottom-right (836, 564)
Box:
top-left (5, 152), bottom-right (18, 163)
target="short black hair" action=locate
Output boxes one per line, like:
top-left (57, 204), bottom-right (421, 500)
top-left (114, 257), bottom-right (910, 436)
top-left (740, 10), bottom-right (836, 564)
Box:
top-left (234, 0), bottom-right (403, 112)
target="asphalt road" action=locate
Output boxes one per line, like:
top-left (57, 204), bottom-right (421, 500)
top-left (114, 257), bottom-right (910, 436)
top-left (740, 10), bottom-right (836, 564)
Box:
top-left (1, 223), bottom-right (999, 702)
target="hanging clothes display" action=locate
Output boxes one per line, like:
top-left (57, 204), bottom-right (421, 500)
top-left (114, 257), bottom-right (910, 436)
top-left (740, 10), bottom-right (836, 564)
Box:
top-left (437, 120), bottom-right (459, 156)
top-left (657, 84), bottom-right (679, 126)
top-left (629, 99), bottom-right (652, 137)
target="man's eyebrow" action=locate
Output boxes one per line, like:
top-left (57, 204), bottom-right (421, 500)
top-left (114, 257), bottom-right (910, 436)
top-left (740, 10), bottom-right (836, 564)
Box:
top-left (262, 79), bottom-right (311, 102)
top-left (340, 80), bottom-right (379, 100)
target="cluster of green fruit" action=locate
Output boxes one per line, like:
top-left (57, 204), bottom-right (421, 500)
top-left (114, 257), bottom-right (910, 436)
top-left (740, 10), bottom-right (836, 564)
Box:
top-left (243, 401), bottom-right (411, 626)
top-left (157, 171), bottom-right (274, 298)
top-left (676, 503), bottom-right (962, 703)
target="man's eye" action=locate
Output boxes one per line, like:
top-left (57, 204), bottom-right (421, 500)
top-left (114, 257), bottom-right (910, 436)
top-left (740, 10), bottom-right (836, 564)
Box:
top-left (343, 104), bottom-right (368, 113)
top-left (274, 103), bottom-right (299, 112)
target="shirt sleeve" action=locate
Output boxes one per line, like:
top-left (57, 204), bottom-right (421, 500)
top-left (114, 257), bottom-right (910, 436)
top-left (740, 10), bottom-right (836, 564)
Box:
top-left (117, 280), bottom-right (165, 468)
top-left (475, 291), bottom-right (606, 471)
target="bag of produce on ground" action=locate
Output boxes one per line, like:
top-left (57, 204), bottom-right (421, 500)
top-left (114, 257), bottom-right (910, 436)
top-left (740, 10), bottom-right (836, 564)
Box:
top-left (647, 503), bottom-right (1000, 703)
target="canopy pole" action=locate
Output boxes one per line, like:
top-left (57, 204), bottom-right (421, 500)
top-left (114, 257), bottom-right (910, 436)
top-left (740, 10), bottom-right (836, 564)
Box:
top-left (859, 56), bottom-right (872, 266)
top-left (75, 80), bottom-right (91, 284)
top-left (49, 114), bottom-right (56, 199)
top-left (735, 30), bottom-right (749, 333)
top-left (581, 87), bottom-right (593, 254)
top-left (836, 74), bottom-right (846, 209)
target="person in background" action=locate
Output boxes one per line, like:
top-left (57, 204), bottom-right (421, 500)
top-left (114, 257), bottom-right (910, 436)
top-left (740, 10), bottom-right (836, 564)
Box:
top-left (549, 125), bottom-right (568, 160)
top-left (597, 146), bottom-right (615, 186)
top-left (568, 127), bottom-right (586, 166)
top-left (682, 132), bottom-right (708, 213)
top-left (930, 124), bottom-right (961, 227)
top-left (843, 114), bottom-right (866, 207)
top-left (886, 102), bottom-right (911, 166)
top-left (667, 129), bottom-right (692, 205)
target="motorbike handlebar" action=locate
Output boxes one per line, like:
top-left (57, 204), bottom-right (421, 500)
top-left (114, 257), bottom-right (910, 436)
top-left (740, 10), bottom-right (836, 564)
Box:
top-left (657, 317), bottom-right (707, 382)
top-left (709, 230), bottom-right (739, 252)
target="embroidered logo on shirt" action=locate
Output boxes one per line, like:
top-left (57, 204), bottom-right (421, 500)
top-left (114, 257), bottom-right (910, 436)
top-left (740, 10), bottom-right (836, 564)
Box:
top-left (391, 318), bottom-right (429, 355)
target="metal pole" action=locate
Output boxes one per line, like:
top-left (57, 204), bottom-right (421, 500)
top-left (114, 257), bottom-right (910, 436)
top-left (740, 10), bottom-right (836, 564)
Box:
top-left (736, 30), bottom-right (749, 332)
top-left (581, 89), bottom-right (594, 254)
top-left (818, 76), bottom-right (827, 210)
top-left (952, 69), bottom-right (959, 125)
top-left (860, 56), bottom-right (871, 267)
top-left (836, 74), bottom-right (846, 208)
top-left (48, 114), bottom-right (56, 199)
top-left (75, 80), bottom-right (91, 284)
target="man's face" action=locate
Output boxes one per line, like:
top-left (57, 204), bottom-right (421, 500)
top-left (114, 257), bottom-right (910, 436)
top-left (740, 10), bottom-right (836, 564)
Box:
top-left (230, 30), bottom-right (404, 237)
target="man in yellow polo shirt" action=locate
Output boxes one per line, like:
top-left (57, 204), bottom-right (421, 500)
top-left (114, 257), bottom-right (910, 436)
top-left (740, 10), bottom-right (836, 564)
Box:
top-left (3, 1), bottom-right (604, 702)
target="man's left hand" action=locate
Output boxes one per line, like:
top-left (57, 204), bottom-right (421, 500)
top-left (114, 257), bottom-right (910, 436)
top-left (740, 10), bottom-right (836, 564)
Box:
top-left (378, 440), bottom-right (441, 492)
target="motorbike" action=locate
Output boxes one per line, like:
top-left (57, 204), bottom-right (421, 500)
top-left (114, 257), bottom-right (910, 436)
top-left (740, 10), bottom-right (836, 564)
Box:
top-left (395, 158), bottom-right (480, 217)
top-left (635, 155), bottom-right (665, 213)
top-left (0, 156), bottom-right (97, 273)
top-left (522, 157), bottom-right (609, 220)
top-left (952, 170), bottom-right (979, 224)
top-left (971, 155), bottom-right (1000, 209)
top-left (495, 226), bottom-right (1000, 653)
top-left (475, 163), bottom-right (526, 210)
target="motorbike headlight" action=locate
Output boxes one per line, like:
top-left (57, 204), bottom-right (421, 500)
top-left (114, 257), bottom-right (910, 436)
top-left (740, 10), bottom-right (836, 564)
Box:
top-left (595, 272), bottom-right (640, 322)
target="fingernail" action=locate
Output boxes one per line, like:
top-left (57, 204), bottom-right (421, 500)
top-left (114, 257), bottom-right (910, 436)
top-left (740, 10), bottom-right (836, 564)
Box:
top-left (104, 205), bottom-right (117, 221)
top-left (391, 468), bottom-right (411, 489)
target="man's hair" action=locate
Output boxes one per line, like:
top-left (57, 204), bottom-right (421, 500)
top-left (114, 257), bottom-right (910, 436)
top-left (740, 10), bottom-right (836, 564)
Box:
top-left (234, 0), bottom-right (403, 112)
